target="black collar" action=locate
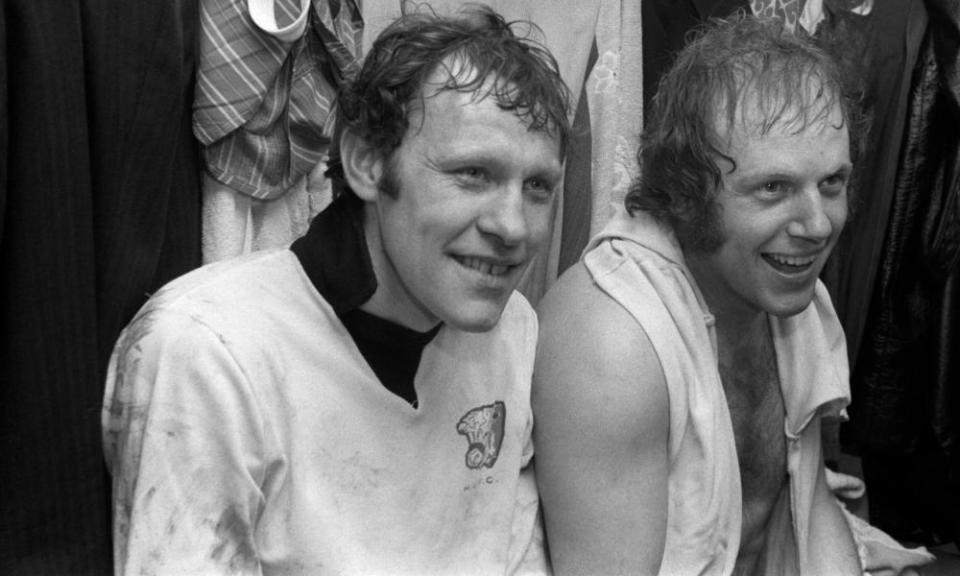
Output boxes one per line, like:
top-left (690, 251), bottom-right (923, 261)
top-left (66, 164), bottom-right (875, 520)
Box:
top-left (290, 192), bottom-right (377, 315)
top-left (290, 193), bottom-right (440, 406)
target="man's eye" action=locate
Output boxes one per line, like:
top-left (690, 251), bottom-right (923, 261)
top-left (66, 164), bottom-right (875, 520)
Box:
top-left (820, 175), bottom-right (848, 196)
top-left (526, 178), bottom-right (546, 191)
top-left (456, 167), bottom-right (485, 180)
top-left (762, 181), bottom-right (787, 194)
top-left (756, 181), bottom-right (792, 199)
top-left (524, 178), bottom-right (554, 202)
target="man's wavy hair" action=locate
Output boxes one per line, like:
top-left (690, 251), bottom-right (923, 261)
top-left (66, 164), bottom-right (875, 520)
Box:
top-left (326, 4), bottom-right (572, 197)
top-left (625, 12), bottom-right (867, 252)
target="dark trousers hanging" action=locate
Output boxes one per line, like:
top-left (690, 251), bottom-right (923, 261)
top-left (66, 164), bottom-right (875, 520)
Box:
top-left (0, 1), bottom-right (202, 572)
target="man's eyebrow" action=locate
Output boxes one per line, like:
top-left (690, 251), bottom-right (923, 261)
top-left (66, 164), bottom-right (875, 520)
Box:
top-left (833, 163), bottom-right (854, 176)
top-left (732, 169), bottom-right (796, 186)
top-left (813, 163), bottom-right (854, 183)
top-left (435, 147), bottom-right (563, 173)
top-left (533, 159), bottom-right (564, 176)
top-left (738, 159), bottom-right (854, 181)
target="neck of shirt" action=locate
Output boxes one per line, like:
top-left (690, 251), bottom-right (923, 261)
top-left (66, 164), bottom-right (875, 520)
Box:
top-left (290, 193), bottom-right (440, 407)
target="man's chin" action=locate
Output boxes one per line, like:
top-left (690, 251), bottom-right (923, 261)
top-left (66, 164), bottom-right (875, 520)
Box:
top-left (766, 296), bottom-right (815, 319)
top-left (450, 316), bottom-right (502, 333)
top-left (443, 304), bottom-right (507, 333)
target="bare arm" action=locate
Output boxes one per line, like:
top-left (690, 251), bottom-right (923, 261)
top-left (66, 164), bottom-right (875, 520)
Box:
top-left (532, 263), bottom-right (670, 575)
top-left (808, 447), bottom-right (864, 574)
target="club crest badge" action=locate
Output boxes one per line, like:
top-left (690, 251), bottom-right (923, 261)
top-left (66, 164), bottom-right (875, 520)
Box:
top-left (456, 401), bottom-right (506, 469)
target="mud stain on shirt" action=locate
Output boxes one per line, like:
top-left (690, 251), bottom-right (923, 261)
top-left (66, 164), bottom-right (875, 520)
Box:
top-left (210, 504), bottom-right (259, 572)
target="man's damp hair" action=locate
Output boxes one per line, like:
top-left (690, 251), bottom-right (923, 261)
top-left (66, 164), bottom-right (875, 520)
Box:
top-left (326, 4), bottom-right (572, 196)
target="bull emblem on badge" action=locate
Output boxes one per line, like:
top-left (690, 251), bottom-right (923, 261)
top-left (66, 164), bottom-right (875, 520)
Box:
top-left (456, 401), bottom-right (506, 469)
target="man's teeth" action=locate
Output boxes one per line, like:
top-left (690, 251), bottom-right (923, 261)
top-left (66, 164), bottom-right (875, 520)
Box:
top-left (460, 257), bottom-right (509, 276)
top-left (768, 254), bottom-right (816, 267)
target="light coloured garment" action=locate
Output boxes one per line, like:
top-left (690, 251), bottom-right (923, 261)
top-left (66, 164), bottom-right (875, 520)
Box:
top-left (586, 0), bottom-right (645, 236)
top-left (102, 249), bottom-right (548, 575)
top-left (581, 208), bottom-right (933, 575)
top-left (201, 167), bottom-right (333, 264)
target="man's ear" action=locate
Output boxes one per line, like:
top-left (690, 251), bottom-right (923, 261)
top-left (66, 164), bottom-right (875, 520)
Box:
top-left (340, 128), bottom-right (384, 202)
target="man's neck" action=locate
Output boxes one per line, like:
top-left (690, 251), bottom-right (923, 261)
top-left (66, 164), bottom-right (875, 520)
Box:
top-left (685, 257), bottom-right (777, 396)
top-left (684, 252), bottom-right (766, 339)
top-left (714, 307), bottom-right (768, 346)
top-left (715, 311), bottom-right (773, 396)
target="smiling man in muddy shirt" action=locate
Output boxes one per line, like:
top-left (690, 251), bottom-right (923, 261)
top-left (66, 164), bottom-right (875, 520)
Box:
top-left (102, 6), bottom-right (570, 574)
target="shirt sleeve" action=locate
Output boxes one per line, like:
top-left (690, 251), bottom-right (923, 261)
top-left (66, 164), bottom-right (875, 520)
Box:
top-left (103, 308), bottom-right (268, 575)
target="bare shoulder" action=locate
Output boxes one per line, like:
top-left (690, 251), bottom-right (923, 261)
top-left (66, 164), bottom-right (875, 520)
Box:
top-left (534, 261), bottom-right (667, 432)
top-left (533, 261), bottom-right (670, 575)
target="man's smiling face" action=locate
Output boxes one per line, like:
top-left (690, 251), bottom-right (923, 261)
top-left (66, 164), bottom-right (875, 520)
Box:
top-left (687, 98), bottom-right (851, 320)
top-left (360, 70), bottom-right (564, 333)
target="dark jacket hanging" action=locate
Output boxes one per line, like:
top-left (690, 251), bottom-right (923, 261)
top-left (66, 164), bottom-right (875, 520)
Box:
top-left (0, 0), bottom-right (201, 572)
top-left (843, 0), bottom-right (960, 547)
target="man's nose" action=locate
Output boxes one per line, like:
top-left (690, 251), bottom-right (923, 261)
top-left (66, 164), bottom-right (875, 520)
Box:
top-left (477, 185), bottom-right (529, 246)
top-left (787, 187), bottom-right (834, 242)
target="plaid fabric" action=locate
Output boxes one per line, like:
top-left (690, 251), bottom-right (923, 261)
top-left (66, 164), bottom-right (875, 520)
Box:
top-left (194, 0), bottom-right (362, 199)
